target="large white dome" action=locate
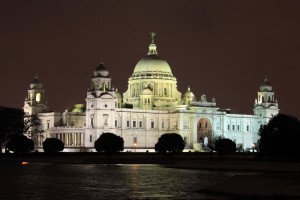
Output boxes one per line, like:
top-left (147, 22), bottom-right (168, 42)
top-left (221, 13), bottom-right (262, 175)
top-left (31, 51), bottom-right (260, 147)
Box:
top-left (130, 40), bottom-right (175, 80)
top-left (133, 55), bottom-right (172, 74)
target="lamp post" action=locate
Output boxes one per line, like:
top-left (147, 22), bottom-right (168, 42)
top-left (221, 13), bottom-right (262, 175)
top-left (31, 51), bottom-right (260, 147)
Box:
top-left (134, 143), bottom-right (137, 152)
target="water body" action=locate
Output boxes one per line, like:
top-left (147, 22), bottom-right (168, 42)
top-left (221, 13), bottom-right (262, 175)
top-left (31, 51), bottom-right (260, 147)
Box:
top-left (0, 163), bottom-right (254, 199)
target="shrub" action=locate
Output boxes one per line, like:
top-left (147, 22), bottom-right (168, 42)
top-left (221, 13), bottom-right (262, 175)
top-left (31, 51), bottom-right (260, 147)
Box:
top-left (155, 133), bottom-right (185, 154)
top-left (7, 135), bottom-right (34, 153)
top-left (215, 138), bottom-right (236, 156)
top-left (94, 132), bottom-right (124, 154)
top-left (43, 138), bottom-right (64, 154)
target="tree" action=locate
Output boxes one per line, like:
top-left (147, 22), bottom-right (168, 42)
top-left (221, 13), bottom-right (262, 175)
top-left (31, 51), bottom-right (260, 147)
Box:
top-left (0, 107), bottom-right (24, 153)
top-left (94, 133), bottom-right (124, 154)
top-left (214, 138), bottom-right (236, 157)
top-left (6, 135), bottom-right (34, 153)
top-left (258, 114), bottom-right (300, 160)
top-left (43, 138), bottom-right (64, 154)
top-left (155, 133), bottom-right (185, 154)
top-left (23, 113), bottom-right (43, 147)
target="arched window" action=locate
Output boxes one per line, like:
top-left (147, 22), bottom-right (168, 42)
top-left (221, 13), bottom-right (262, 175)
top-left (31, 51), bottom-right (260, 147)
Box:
top-left (35, 93), bottom-right (41, 103)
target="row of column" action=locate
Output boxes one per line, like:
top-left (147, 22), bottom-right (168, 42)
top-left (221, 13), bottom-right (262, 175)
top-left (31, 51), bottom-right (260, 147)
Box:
top-left (52, 132), bottom-right (84, 146)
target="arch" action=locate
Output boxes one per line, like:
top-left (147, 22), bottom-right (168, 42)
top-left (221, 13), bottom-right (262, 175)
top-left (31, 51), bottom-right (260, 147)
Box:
top-left (197, 118), bottom-right (212, 146)
top-left (35, 93), bottom-right (41, 103)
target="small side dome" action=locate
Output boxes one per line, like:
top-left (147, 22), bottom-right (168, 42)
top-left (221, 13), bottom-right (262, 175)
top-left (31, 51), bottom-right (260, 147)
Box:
top-left (30, 74), bottom-right (43, 89)
top-left (94, 60), bottom-right (110, 77)
top-left (183, 87), bottom-right (195, 98)
top-left (259, 77), bottom-right (272, 92)
top-left (69, 104), bottom-right (86, 113)
top-left (115, 88), bottom-right (122, 99)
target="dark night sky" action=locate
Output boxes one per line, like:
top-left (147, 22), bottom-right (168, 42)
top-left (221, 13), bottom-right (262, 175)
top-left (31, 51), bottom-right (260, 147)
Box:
top-left (1, 0), bottom-right (300, 118)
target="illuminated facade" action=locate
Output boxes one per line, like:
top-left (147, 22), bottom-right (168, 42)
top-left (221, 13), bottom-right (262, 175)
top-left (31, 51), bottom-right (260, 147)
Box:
top-left (23, 34), bottom-right (279, 152)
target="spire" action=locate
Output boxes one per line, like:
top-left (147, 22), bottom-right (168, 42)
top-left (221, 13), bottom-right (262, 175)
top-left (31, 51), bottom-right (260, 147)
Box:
top-left (187, 86), bottom-right (190, 92)
top-left (148, 32), bottom-right (158, 55)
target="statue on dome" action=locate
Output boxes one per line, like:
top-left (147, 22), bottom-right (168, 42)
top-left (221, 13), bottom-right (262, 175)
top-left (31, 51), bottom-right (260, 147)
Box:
top-left (150, 32), bottom-right (156, 43)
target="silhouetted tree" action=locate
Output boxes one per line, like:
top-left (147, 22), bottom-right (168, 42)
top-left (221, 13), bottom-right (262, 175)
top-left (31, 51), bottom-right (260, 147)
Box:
top-left (0, 107), bottom-right (24, 153)
top-left (23, 113), bottom-right (43, 147)
top-left (43, 138), bottom-right (64, 154)
top-left (94, 132), bottom-right (124, 154)
top-left (258, 114), bottom-right (300, 160)
top-left (0, 107), bottom-right (43, 153)
top-left (214, 138), bottom-right (236, 157)
top-left (6, 135), bottom-right (34, 153)
top-left (155, 133), bottom-right (185, 154)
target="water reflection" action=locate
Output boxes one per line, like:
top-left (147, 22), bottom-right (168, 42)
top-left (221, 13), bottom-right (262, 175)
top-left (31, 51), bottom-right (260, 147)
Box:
top-left (0, 163), bottom-right (253, 200)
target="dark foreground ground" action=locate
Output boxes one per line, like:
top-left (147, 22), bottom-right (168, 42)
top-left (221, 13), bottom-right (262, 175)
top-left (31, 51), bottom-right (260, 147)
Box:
top-left (1, 152), bottom-right (300, 199)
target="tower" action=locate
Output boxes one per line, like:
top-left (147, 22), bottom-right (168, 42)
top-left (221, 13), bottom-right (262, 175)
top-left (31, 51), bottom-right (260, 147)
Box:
top-left (23, 74), bottom-right (47, 115)
top-left (254, 77), bottom-right (279, 121)
top-left (85, 61), bottom-right (117, 148)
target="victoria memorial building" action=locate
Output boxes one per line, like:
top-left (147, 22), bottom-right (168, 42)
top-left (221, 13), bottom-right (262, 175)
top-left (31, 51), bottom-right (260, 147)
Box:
top-left (23, 34), bottom-right (279, 152)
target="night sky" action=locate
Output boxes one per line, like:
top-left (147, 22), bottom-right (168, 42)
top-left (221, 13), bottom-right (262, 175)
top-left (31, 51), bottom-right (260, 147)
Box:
top-left (1, 0), bottom-right (300, 118)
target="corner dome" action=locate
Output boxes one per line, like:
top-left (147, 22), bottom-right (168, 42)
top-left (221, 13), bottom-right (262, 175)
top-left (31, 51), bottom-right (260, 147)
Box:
top-left (259, 77), bottom-right (272, 92)
top-left (69, 104), bottom-right (86, 113)
top-left (94, 60), bottom-right (110, 77)
top-left (30, 75), bottom-right (43, 89)
top-left (183, 87), bottom-right (195, 98)
top-left (115, 88), bottom-right (122, 99)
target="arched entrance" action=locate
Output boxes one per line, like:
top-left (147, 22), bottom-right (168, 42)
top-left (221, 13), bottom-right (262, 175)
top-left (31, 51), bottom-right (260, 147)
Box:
top-left (197, 118), bottom-right (212, 147)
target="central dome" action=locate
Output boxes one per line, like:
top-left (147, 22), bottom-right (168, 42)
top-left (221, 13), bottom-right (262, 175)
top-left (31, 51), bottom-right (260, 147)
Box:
top-left (133, 55), bottom-right (172, 74)
top-left (131, 35), bottom-right (175, 80)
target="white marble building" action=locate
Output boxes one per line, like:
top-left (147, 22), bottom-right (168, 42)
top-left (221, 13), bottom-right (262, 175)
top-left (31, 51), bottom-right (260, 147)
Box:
top-left (23, 34), bottom-right (279, 152)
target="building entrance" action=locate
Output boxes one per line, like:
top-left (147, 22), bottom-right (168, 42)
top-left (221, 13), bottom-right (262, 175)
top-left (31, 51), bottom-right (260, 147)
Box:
top-left (197, 118), bottom-right (212, 146)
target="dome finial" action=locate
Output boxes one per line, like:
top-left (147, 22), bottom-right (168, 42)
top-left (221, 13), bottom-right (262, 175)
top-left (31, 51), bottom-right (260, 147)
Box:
top-left (100, 57), bottom-right (103, 64)
top-left (148, 32), bottom-right (158, 55)
top-left (187, 86), bottom-right (190, 91)
top-left (264, 76), bottom-right (268, 83)
top-left (35, 72), bottom-right (38, 79)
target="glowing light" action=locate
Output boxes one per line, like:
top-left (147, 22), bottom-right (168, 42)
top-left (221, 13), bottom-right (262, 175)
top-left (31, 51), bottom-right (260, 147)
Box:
top-left (36, 93), bottom-right (41, 102)
top-left (21, 162), bottom-right (29, 165)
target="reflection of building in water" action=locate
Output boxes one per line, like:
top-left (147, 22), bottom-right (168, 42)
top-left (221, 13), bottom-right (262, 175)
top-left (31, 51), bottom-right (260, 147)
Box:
top-left (23, 34), bottom-right (279, 152)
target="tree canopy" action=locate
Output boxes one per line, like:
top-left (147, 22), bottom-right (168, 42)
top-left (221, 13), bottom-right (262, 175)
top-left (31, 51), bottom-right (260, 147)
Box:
top-left (94, 132), bottom-right (124, 154)
top-left (0, 107), bottom-right (24, 143)
top-left (23, 113), bottom-right (42, 135)
top-left (6, 135), bottom-right (34, 153)
top-left (43, 138), bottom-right (64, 154)
top-left (155, 133), bottom-right (185, 154)
top-left (214, 138), bottom-right (236, 156)
top-left (258, 114), bottom-right (300, 160)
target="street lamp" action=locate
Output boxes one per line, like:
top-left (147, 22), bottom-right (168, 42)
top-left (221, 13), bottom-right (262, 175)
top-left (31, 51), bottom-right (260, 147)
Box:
top-left (134, 143), bottom-right (137, 152)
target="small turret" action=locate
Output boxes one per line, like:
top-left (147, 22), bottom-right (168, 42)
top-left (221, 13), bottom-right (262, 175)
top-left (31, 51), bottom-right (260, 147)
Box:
top-left (183, 87), bottom-right (196, 105)
top-left (91, 59), bottom-right (112, 91)
top-left (23, 74), bottom-right (46, 115)
top-left (254, 77), bottom-right (279, 120)
top-left (115, 88), bottom-right (122, 108)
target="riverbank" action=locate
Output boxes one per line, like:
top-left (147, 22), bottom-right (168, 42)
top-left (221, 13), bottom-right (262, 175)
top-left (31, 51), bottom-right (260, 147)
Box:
top-left (1, 152), bottom-right (300, 199)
